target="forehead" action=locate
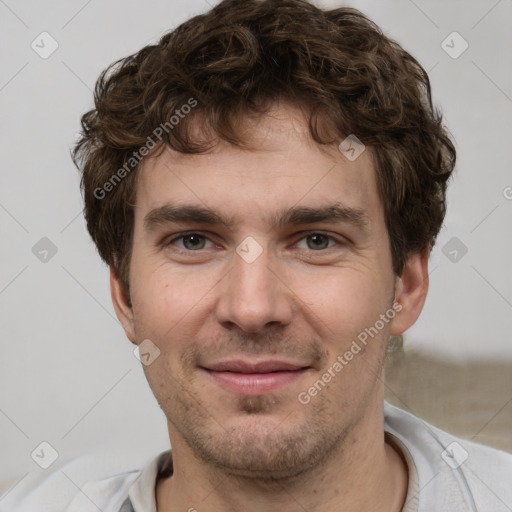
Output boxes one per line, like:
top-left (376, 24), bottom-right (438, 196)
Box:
top-left (134, 105), bottom-right (383, 230)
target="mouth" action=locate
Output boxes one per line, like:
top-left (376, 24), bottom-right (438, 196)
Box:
top-left (201, 359), bottom-right (311, 395)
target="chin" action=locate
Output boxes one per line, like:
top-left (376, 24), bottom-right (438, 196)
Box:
top-left (180, 408), bottom-right (349, 483)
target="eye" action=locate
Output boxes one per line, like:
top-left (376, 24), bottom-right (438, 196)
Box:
top-left (168, 232), bottom-right (215, 251)
top-left (165, 231), bottom-right (344, 254)
top-left (294, 232), bottom-right (341, 251)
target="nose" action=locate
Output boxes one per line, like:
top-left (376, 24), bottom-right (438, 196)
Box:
top-left (214, 242), bottom-right (294, 333)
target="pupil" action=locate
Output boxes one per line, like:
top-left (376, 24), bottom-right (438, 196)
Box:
top-left (185, 234), bottom-right (203, 249)
top-left (309, 234), bottom-right (327, 249)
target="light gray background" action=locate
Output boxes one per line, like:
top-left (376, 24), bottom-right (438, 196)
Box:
top-left (1, 0), bottom-right (511, 509)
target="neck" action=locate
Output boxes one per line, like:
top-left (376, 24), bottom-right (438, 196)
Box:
top-left (156, 401), bottom-right (408, 512)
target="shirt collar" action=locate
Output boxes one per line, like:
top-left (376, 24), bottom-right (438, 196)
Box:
top-left (128, 450), bottom-right (172, 512)
top-left (126, 406), bottom-right (421, 512)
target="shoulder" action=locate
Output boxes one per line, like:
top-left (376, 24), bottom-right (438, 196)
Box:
top-left (384, 401), bottom-right (512, 512)
top-left (66, 449), bottom-right (170, 512)
top-left (1, 449), bottom-right (168, 512)
top-left (66, 469), bottom-right (140, 512)
top-left (0, 465), bottom-right (141, 512)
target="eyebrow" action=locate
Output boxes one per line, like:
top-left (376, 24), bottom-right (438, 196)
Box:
top-left (143, 202), bottom-right (369, 233)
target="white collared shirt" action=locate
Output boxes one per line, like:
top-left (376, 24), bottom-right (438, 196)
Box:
top-left (7, 402), bottom-right (512, 511)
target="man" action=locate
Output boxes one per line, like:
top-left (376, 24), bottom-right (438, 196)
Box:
top-left (67, 0), bottom-right (512, 511)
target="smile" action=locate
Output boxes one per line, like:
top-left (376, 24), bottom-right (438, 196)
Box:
top-left (202, 360), bottom-right (311, 395)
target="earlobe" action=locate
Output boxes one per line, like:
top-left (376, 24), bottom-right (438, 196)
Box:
top-left (390, 247), bottom-right (430, 336)
top-left (110, 266), bottom-right (137, 344)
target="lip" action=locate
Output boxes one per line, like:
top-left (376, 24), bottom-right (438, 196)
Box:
top-left (202, 359), bottom-right (310, 395)
top-left (205, 359), bottom-right (306, 373)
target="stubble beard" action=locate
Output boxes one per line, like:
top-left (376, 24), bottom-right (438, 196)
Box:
top-left (166, 383), bottom-right (356, 484)
top-left (141, 293), bottom-right (394, 485)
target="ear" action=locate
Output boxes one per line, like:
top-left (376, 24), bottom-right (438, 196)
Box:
top-left (110, 265), bottom-right (137, 344)
top-left (390, 247), bottom-right (430, 336)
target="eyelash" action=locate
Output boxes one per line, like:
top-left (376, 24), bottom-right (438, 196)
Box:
top-left (165, 231), bottom-right (345, 254)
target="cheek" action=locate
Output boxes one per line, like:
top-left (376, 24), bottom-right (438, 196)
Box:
top-left (130, 264), bottom-right (210, 342)
top-left (300, 267), bottom-right (389, 335)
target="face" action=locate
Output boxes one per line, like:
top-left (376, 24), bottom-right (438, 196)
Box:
top-left (112, 104), bottom-right (421, 480)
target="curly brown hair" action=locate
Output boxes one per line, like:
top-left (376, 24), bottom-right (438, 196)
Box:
top-left (72, 0), bottom-right (456, 300)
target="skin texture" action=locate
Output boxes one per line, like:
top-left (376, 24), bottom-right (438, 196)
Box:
top-left (111, 103), bottom-right (429, 512)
